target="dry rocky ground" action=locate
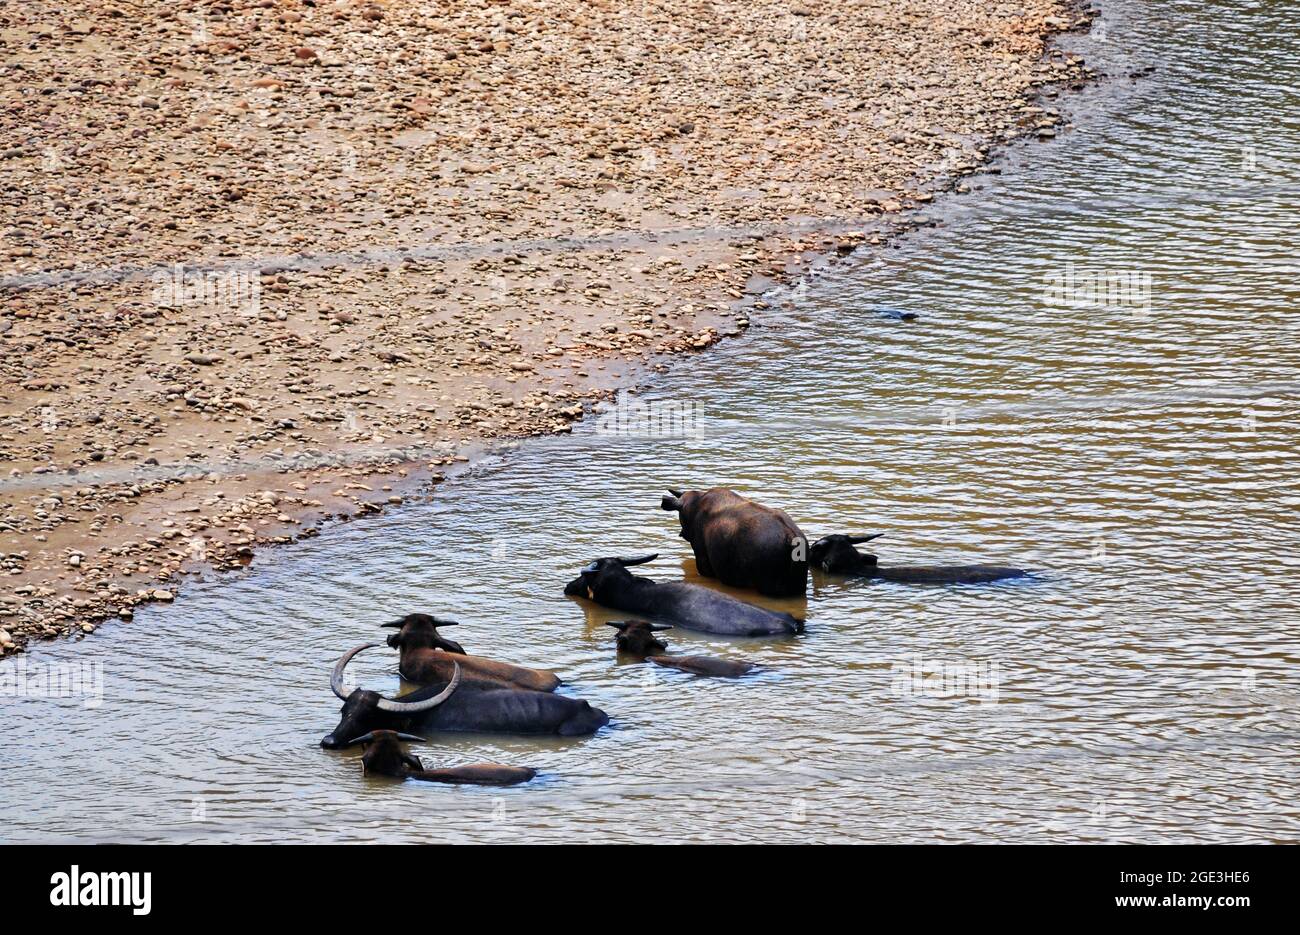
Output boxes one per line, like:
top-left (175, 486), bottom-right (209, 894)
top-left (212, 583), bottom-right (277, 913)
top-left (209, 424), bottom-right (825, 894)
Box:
top-left (0, 0), bottom-right (1091, 653)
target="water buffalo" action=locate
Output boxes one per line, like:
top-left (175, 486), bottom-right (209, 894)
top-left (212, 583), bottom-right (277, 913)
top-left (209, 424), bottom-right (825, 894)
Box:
top-left (382, 613), bottom-right (465, 654)
top-left (564, 554), bottom-right (803, 636)
top-left (344, 730), bottom-right (536, 786)
top-left (608, 620), bottom-right (756, 677)
top-left (660, 487), bottom-right (808, 597)
top-left (320, 644), bottom-right (609, 748)
top-left (809, 534), bottom-right (1028, 584)
top-left (385, 614), bottom-right (561, 692)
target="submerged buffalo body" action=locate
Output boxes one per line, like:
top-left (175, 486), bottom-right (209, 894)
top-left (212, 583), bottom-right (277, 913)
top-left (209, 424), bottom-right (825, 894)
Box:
top-left (384, 614), bottom-right (561, 692)
top-left (809, 534), bottom-right (1028, 584)
top-left (346, 730), bottom-right (536, 786)
top-left (609, 620), bottom-right (756, 678)
top-left (661, 487), bottom-right (808, 597)
top-left (565, 554), bottom-right (802, 636)
top-left (320, 644), bottom-right (608, 748)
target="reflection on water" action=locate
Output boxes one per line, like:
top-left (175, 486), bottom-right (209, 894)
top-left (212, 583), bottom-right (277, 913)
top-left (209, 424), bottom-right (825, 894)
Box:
top-left (4, 0), bottom-right (1299, 842)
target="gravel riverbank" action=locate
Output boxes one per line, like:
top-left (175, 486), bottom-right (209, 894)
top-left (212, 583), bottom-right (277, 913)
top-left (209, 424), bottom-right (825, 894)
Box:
top-left (0, 0), bottom-right (1092, 653)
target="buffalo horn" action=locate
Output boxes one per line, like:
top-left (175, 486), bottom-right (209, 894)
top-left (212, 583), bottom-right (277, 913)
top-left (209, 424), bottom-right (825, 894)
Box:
top-left (667, 488), bottom-right (684, 497)
top-left (849, 533), bottom-right (886, 544)
top-left (616, 553), bottom-right (658, 566)
top-left (330, 642), bottom-right (378, 700)
top-left (376, 662), bottom-right (462, 714)
top-left (344, 731), bottom-right (426, 747)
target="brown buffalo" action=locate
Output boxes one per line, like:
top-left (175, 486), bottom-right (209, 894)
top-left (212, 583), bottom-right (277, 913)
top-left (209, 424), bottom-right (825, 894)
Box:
top-left (608, 620), bottom-right (756, 678)
top-left (345, 729), bottom-right (536, 786)
top-left (661, 487), bottom-right (808, 597)
top-left (384, 614), bottom-right (562, 692)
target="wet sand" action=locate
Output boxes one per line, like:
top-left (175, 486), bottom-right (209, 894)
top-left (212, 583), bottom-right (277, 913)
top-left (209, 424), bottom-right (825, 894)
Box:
top-left (0, 0), bottom-right (1090, 652)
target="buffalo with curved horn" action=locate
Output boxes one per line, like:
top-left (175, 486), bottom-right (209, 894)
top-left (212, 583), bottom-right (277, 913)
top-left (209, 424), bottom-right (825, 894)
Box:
top-left (660, 487), bottom-right (808, 597)
top-left (809, 534), bottom-right (1028, 584)
top-left (343, 729), bottom-right (537, 786)
top-left (320, 644), bottom-right (609, 748)
top-left (608, 621), bottom-right (756, 677)
top-left (384, 613), bottom-right (561, 692)
top-left (564, 554), bottom-right (803, 636)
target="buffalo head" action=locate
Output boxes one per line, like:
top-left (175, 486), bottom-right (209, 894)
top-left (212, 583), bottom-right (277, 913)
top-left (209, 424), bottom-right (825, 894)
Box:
top-left (383, 613), bottom-right (466, 654)
top-left (344, 729), bottom-right (426, 777)
top-left (659, 487), bottom-right (702, 541)
top-left (563, 553), bottom-right (658, 599)
top-left (808, 534), bottom-right (884, 574)
top-left (606, 620), bottom-right (672, 656)
top-left (320, 644), bottom-right (461, 749)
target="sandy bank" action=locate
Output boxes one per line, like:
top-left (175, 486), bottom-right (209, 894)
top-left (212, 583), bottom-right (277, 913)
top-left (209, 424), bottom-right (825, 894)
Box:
top-left (0, 0), bottom-right (1092, 653)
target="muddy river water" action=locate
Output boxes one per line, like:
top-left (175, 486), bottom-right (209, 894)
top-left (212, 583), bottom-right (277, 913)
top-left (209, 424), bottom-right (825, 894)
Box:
top-left (4, 0), bottom-right (1299, 842)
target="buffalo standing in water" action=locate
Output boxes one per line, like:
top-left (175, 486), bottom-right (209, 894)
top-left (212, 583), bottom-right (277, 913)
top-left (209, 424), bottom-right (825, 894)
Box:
top-left (320, 644), bottom-right (608, 748)
top-left (384, 613), bottom-right (562, 692)
top-left (343, 729), bottom-right (536, 786)
top-left (564, 554), bottom-right (803, 636)
top-left (661, 487), bottom-right (808, 597)
top-left (809, 534), bottom-right (1028, 584)
top-left (608, 620), bottom-right (756, 677)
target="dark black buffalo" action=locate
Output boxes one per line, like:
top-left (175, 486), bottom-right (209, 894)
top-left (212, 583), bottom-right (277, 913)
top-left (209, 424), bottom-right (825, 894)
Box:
top-left (344, 729), bottom-right (536, 786)
top-left (809, 534), bottom-right (1028, 584)
top-left (385, 614), bottom-right (561, 692)
top-left (564, 554), bottom-right (803, 636)
top-left (608, 620), bottom-right (756, 677)
top-left (661, 487), bottom-right (808, 597)
top-left (320, 644), bottom-right (608, 748)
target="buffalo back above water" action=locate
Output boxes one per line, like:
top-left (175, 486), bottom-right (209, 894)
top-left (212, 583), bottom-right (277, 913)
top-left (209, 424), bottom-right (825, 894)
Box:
top-left (661, 487), bottom-right (808, 597)
top-left (565, 556), bottom-right (803, 636)
top-left (398, 648), bottom-right (562, 693)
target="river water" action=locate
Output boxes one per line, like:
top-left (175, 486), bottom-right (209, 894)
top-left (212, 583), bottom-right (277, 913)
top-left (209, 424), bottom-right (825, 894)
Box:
top-left (4, 0), bottom-right (1299, 843)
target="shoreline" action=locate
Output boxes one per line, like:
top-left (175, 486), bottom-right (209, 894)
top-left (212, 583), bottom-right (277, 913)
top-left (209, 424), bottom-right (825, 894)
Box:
top-left (0, 0), bottom-right (1093, 656)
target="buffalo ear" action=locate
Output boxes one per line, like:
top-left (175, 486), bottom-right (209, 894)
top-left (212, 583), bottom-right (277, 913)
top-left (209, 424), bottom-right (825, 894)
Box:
top-left (403, 753), bottom-right (423, 771)
top-left (660, 494), bottom-right (681, 511)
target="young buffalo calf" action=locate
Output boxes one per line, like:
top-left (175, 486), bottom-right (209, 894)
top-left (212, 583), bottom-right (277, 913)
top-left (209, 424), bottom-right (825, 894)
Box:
top-left (608, 620), bottom-right (756, 678)
top-left (347, 730), bottom-right (537, 786)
